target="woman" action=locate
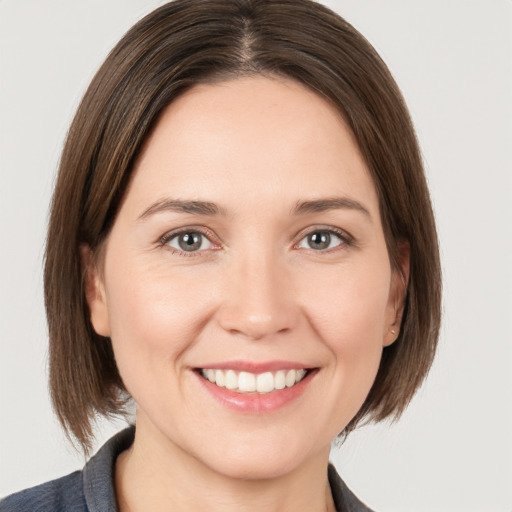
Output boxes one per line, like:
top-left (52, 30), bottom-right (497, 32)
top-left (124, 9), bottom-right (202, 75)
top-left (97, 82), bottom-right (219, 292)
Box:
top-left (1, 0), bottom-right (441, 510)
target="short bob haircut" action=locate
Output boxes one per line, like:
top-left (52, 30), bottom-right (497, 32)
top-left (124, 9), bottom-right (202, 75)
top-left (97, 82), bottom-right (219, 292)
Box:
top-left (45, 0), bottom-right (441, 451)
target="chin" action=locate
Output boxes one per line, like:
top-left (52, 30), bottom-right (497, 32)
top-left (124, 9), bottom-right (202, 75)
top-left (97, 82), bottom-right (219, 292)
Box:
top-left (208, 454), bottom-right (302, 481)
top-left (194, 430), bottom-right (323, 481)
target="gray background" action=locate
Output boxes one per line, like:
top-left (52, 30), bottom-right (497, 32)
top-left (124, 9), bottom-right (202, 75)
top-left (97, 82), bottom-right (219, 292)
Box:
top-left (1, 1), bottom-right (511, 510)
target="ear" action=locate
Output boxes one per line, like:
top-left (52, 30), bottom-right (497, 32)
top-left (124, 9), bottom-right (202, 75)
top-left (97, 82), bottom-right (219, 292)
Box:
top-left (383, 241), bottom-right (410, 347)
top-left (80, 244), bottom-right (111, 337)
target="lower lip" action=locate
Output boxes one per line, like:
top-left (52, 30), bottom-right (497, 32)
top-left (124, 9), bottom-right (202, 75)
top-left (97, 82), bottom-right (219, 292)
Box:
top-left (194, 370), bottom-right (316, 413)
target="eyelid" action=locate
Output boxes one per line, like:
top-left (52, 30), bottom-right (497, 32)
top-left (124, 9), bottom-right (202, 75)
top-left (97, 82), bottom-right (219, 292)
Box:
top-left (158, 226), bottom-right (221, 254)
top-left (293, 225), bottom-right (355, 250)
top-left (156, 224), bottom-right (354, 255)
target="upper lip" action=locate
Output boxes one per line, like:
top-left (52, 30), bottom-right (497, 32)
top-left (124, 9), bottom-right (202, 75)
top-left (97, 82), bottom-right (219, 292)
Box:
top-left (195, 360), bottom-right (316, 373)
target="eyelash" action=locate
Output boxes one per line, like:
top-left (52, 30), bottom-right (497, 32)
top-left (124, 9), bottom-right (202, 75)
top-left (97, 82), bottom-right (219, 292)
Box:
top-left (158, 226), bottom-right (354, 256)
top-left (294, 226), bottom-right (354, 252)
top-left (158, 227), bottom-right (220, 257)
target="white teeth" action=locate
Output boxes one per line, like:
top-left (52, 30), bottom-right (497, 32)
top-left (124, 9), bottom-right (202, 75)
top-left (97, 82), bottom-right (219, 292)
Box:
top-left (256, 372), bottom-right (274, 393)
top-left (296, 369), bottom-right (307, 382)
top-left (225, 369), bottom-right (238, 390)
top-left (238, 372), bottom-right (256, 392)
top-left (200, 368), bottom-right (309, 394)
top-left (274, 370), bottom-right (286, 390)
top-left (285, 369), bottom-right (296, 387)
top-left (215, 369), bottom-right (225, 387)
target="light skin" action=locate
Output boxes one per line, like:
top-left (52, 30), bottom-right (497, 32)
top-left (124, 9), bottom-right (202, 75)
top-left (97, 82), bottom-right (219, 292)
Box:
top-left (84, 76), bottom-right (407, 512)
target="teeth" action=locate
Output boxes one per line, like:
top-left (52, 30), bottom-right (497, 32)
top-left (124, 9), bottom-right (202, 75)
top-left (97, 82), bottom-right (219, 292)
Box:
top-left (285, 369), bottom-right (296, 387)
top-left (256, 372), bottom-right (274, 393)
top-left (225, 369), bottom-right (238, 390)
top-left (238, 372), bottom-right (256, 392)
top-left (274, 370), bottom-right (286, 390)
top-left (296, 369), bottom-right (306, 381)
top-left (200, 368), bottom-right (308, 394)
top-left (215, 369), bottom-right (225, 387)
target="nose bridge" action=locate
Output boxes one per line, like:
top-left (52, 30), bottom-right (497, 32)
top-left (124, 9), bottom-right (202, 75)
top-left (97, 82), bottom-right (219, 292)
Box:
top-left (218, 245), bottom-right (297, 339)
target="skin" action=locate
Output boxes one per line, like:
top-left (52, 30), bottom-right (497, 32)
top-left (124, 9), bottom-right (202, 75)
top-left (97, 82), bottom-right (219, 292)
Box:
top-left (85, 76), bottom-right (406, 512)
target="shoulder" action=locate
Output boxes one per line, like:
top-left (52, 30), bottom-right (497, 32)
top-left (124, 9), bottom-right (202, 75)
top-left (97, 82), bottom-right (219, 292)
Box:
top-left (328, 464), bottom-right (376, 512)
top-left (0, 470), bottom-right (86, 512)
top-left (0, 427), bottom-right (135, 512)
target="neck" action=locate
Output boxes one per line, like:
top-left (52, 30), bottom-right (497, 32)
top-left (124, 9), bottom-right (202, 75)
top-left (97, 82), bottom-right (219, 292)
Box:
top-left (115, 420), bottom-right (336, 512)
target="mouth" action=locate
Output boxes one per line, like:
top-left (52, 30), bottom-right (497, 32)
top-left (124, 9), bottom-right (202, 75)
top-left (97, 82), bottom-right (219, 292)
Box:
top-left (197, 367), bottom-right (313, 394)
top-left (194, 363), bottom-right (318, 412)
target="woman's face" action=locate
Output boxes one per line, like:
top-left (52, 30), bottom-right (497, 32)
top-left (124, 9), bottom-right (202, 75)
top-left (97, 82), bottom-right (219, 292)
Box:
top-left (87, 76), bottom-right (402, 479)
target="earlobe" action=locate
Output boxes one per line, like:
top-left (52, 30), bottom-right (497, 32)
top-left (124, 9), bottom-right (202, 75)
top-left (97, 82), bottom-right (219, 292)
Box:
top-left (80, 244), bottom-right (111, 337)
top-left (383, 242), bottom-right (410, 347)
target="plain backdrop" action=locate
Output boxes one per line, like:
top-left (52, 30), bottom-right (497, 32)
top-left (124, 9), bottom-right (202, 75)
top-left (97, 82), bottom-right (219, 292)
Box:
top-left (0, 1), bottom-right (511, 511)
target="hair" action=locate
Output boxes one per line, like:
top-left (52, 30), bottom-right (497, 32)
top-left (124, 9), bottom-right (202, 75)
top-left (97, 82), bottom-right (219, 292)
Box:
top-left (45, 0), bottom-right (441, 451)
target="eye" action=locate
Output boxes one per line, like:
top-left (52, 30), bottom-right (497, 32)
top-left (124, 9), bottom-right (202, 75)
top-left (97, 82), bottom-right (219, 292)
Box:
top-left (165, 230), bottom-right (213, 253)
top-left (297, 229), bottom-right (347, 251)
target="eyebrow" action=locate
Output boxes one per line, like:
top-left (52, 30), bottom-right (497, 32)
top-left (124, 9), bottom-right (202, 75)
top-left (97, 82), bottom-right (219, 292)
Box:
top-left (138, 196), bottom-right (371, 221)
top-left (292, 197), bottom-right (372, 220)
top-left (138, 199), bottom-right (225, 220)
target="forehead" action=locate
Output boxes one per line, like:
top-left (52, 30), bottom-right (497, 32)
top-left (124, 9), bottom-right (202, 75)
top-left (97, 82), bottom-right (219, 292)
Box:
top-left (126, 76), bottom-right (379, 217)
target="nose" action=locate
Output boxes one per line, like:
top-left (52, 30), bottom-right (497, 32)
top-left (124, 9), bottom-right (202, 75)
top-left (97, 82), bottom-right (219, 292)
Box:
top-left (217, 252), bottom-right (299, 340)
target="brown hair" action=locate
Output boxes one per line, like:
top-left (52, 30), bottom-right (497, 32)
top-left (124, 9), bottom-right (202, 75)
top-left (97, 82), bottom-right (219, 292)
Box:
top-left (45, 0), bottom-right (441, 450)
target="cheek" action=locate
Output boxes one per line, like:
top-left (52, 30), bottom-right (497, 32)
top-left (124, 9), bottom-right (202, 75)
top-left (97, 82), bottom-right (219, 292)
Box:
top-left (299, 262), bottom-right (391, 396)
top-left (320, 296), bottom-right (385, 388)
top-left (104, 261), bottom-right (217, 379)
top-left (301, 259), bottom-right (391, 343)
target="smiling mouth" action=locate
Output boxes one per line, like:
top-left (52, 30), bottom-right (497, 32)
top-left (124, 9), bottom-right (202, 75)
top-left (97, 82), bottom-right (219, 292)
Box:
top-left (198, 368), bottom-right (311, 394)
